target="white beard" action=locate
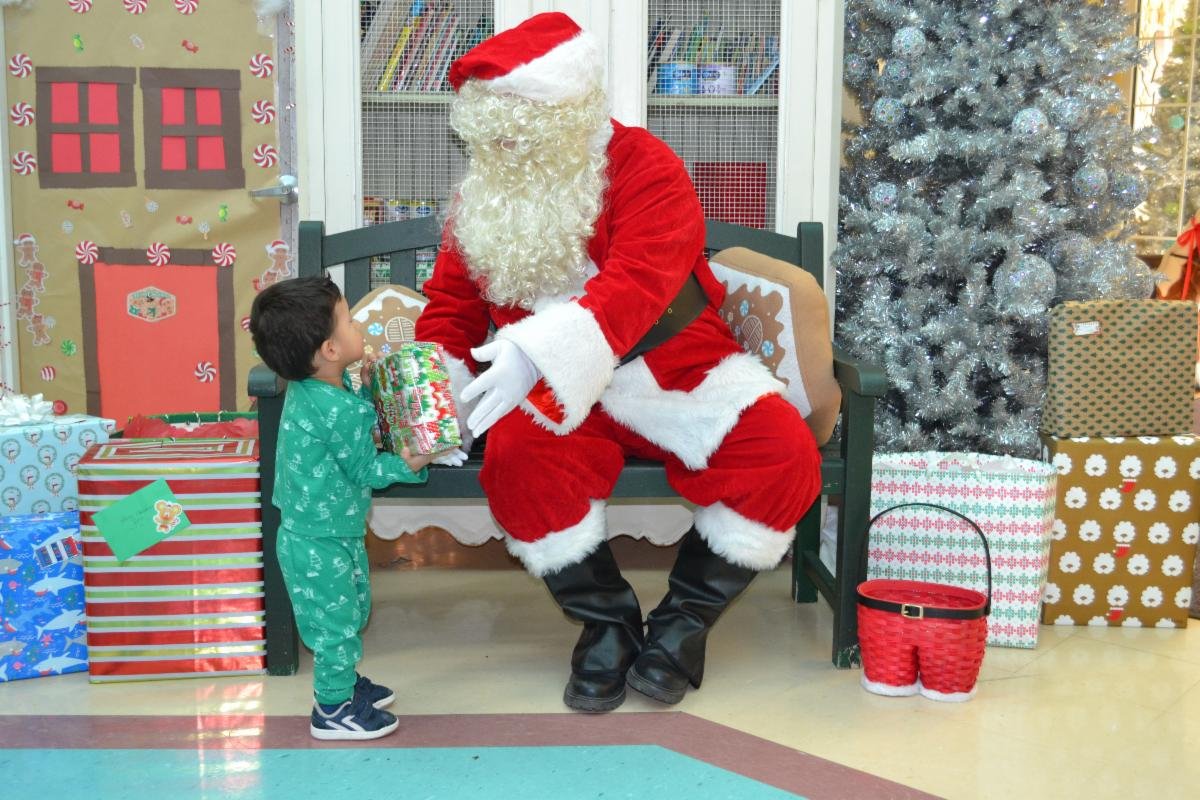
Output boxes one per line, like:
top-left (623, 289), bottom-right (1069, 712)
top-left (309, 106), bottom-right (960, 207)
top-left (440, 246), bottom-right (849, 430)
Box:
top-left (447, 85), bottom-right (611, 310)
top-left (451, 151), bottom-right (606, 309)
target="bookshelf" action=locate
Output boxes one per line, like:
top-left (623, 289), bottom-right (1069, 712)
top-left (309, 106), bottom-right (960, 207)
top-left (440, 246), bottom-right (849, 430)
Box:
top-left (359, 0), bottom-right (492, 288)
top-left (317, 1), bottom-right (841, 287)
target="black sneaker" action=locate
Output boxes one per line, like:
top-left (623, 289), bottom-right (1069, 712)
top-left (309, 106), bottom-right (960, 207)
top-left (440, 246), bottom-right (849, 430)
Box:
top-left (354, 673), bottom-right (395, 709)
top-left (310, 693), bottom-right (399, 741)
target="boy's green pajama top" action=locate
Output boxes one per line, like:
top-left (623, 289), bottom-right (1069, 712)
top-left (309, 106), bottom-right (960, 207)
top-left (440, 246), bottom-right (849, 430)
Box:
top-left (273, 374), bottom-right (426, 705)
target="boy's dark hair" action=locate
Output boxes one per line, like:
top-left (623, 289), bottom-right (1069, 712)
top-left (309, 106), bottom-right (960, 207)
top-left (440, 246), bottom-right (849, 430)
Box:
top-left (249, 275), bottom-right (342, 381)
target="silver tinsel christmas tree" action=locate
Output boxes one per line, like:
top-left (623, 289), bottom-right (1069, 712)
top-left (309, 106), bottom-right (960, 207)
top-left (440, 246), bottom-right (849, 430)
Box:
top-left (835, 0), bottom-right (1158, 458)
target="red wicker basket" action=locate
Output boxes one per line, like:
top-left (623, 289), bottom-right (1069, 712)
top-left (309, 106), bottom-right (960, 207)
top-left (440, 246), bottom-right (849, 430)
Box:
top-left (857, 502), bottom-right (992, 702)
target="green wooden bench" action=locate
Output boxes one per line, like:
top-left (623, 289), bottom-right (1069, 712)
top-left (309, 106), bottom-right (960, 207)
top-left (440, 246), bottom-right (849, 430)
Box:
top-left (248, 215), bottom-right (887, 674)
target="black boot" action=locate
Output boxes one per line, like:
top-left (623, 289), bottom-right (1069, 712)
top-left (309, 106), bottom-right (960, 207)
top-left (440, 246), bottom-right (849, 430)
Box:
top-left (627, 527), bottom-right (758, 705)
top-left (542, 540), bottom-right (644, 713)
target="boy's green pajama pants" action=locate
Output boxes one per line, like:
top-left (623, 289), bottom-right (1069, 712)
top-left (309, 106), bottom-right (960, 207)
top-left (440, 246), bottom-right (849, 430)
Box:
top-left (275, 529), bottom-right (372, 705)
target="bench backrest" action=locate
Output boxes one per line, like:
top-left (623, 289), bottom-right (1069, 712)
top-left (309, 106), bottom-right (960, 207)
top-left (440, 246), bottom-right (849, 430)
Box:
top-left (299, 217), bottom-right (824, 306)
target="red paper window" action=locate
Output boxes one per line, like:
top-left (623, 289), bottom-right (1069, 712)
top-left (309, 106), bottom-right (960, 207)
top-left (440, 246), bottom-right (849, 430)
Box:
top-left (36, 68), bottom-right (135, 188)
top-left (142, 68), bottom-right (244, 190)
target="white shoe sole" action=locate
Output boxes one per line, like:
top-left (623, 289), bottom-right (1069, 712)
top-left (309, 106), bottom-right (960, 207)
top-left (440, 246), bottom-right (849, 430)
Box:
top-left (310, 717), bottom-right (399, 741)
top-left (372, 691), bottom-right (395, 710)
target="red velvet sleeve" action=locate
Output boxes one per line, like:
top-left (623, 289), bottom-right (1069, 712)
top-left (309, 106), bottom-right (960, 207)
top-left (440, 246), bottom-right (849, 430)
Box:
top-left (579, 130), bottom-right (705, 357)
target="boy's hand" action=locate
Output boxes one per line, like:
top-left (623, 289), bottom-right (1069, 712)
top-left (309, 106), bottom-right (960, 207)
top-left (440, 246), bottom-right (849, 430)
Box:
top-left (360, 353), bottom-right (379, 389)
top-left (400, 446), bottom-right (467, 472)
top-left (431, 448), bottom-right (469, 467)
top-left (400, 445), bottom-right (441, 473)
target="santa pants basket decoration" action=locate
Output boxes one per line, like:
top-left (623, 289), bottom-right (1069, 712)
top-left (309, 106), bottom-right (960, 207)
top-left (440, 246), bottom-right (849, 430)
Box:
top-left (858, 503), bottom-right (991, 702)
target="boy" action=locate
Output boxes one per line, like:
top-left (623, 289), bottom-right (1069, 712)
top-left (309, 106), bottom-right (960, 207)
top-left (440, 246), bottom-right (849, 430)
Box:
top-left (250, 275), bottom-right (443, 740)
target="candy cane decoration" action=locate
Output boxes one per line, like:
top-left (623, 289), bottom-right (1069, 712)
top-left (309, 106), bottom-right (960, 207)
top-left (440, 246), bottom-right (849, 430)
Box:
top-left (40, 366), bottom-right (56, 382)
top-left (212, 243), bottom-right (236, 267)
top-left (9, 102), bottom-right (33, 127)
top-left (174, 0), bottom-right (198, 14)
top-left (11, 152), bottom-right (36, 176)
top-left (249, 53), bottom-right (274, 79)
top-left (241, 316), bottom-right (251, 332)
top-left (7, 54), bottom-right (32, 78)
top-left (251, 100), bottom-right (275, 124)
top-left (123, 0), bottom-right (148, 14)
top-left (75, 240), bottom-right (99, 265)
top-left (68, 0), bottom-right (93, 12)
top-left (252, 144), bottom-right (278, 168)
top-left (194, 361), bottom-right (216, 383)
top-left (146, 242), bottom-right (171, 266)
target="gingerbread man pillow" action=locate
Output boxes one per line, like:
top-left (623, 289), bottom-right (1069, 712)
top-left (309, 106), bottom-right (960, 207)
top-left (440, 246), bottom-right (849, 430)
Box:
top-left (708, 247), bottom-right (840, 445)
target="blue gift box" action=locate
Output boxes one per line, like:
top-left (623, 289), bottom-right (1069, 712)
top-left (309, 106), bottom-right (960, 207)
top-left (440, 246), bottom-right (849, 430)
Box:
top-left (0, 414), bottom-right (115, 516)
top-left (0, 512), bottom-right (87, 681)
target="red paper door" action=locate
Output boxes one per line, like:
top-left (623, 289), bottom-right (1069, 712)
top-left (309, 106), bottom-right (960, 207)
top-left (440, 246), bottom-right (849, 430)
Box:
top-left (82, 249), bottom-right (232, 424)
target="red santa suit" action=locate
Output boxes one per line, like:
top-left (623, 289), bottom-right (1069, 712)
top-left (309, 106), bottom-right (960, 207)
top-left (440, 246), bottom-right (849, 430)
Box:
top-left (416, 118), bottom-right (822, 577)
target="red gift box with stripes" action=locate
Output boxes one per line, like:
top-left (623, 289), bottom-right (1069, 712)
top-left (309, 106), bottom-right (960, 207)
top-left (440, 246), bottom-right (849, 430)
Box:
top-left (77, 439), bottom-right (266, 682)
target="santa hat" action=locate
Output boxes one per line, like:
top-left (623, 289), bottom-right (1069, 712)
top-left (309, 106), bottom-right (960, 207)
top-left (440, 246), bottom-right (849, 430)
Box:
top-left (448, 12), bottom-right (603, 104)
top-left (265, 239), bottom-right (288, 255)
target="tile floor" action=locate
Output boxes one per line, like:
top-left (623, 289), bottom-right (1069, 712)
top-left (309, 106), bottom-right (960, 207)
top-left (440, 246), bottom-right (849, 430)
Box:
top-left (1, 563), bottom-right (1196, 799)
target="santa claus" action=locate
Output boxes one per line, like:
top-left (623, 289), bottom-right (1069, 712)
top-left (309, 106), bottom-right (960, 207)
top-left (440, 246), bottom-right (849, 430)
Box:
top-left (416, 12), bottom-right (822, 712)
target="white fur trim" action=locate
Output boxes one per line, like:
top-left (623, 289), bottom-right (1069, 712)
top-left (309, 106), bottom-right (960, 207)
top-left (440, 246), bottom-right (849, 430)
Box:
top-left (917, 680), bottom-right (976, 702)
top-left (601, 353), bottom-right (784, 471)
top-left (503, 500), bottom-right (607, 577)
top-left (443, 353), bottom-right (479, 453)
top-left (693, 502), bottom-right (791, 571)
top-left (482, 31), bottom-right (604, 105)
top-left (496, 302), bottom-right (615, 434)
top-left (861, 675), bottom-right (919, 697)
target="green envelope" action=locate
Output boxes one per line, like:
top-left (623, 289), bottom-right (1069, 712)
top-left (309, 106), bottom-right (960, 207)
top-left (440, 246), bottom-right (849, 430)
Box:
top-left (93, 479), bottom-right (191, 562)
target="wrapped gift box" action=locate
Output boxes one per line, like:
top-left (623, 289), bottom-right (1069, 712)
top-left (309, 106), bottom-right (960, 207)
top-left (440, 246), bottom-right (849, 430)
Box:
top-left (77, 439), bottom-right (266, 682)
top-left (0, 414), bottom-right (115, 515)
top-left (371, 342), bottom-right (461, 455)
top-left (0, 512), bottom-right (87, 681)
top-left (866, 452), bottom-right (1058, 648)
top-left (1041, 435), bottom-right (1200, 628)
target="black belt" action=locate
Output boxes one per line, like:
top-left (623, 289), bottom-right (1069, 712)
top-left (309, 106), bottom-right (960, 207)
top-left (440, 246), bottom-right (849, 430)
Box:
top-left (619, 273), bottom-right (708, 366)
top-left (856, 593), bottom-right (989, 621)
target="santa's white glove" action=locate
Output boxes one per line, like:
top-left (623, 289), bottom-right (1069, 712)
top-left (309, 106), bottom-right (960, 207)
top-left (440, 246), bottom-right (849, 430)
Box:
top-left (461, 339), bottom-right (540, 437)
top-left (432, 448), bottom-right (469, 467)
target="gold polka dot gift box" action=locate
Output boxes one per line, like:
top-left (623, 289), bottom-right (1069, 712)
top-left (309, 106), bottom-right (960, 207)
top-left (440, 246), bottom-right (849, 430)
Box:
top-left (1043, 300), bottom-right (1196, 438)
top-left (1040, 435), bottom-right (1200, 628)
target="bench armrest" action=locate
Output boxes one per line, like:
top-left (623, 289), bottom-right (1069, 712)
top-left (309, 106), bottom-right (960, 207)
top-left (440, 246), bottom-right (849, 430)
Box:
top-left (249, 363), bottom-right (285, 399)
top-left (833, 347), bottom-right (888, 398)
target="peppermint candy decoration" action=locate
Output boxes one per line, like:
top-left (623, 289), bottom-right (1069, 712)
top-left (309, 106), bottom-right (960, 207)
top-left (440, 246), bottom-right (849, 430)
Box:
top-left (241, 316), bottom-right (251, 332)
top-left (40, 366), bottom-right (56, 382)
top-left (252, 144), bottom-right (278, 168)
top-left (212, 242), bottom-right (236, 267)
top-left (174, 0), bottom-right (198, 13)
top-left (123, 0), bottom-right (148, 14)
top-left (10, 102), bottom-right (34, 127)
top-left (8, 54), bottom-right (32, 78)
top-left (249, 53), bottom-right (274, 79)
top-left (11, 152), bottom-right (37, 176)
top-left (75, 240), bottom-right (99, 265)
top-left (194, 361), bottom-right (216, 383)
top-left (146, 242), bottom-right (171, 266)
top-left (68, 0), bottom-right (93, 12)
top-left (251, 100), bottom-right (275, 124)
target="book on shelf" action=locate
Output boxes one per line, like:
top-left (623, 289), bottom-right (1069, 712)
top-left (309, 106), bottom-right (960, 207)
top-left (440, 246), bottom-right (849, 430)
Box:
top-left (363, 1), bottom-right (492, 95)
top-left (646, 18), bottom-right (780, 97)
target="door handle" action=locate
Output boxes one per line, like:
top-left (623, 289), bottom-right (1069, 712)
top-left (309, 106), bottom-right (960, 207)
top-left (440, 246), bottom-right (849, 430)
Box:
top-left (249, 174), bottom-right (299, 205)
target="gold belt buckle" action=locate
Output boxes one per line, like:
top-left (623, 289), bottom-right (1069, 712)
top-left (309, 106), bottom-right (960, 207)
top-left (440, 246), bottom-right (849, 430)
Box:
top-left (900, 603), bottom-right (925, 619)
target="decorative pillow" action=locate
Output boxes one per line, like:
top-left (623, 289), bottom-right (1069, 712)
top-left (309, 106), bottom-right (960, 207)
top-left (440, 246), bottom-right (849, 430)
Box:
top-left (708, 247), bottom-right (840, 445)
top-left (347, 285), bottom-right (427, 390)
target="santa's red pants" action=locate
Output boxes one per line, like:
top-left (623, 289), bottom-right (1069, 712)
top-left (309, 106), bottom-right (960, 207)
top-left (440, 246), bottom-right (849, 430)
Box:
top-left (480, 393), bottom-right (822, 559)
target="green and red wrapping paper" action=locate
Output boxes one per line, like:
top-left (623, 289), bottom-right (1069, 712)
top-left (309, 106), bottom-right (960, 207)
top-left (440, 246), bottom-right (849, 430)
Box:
top-left (77, 439), bottom-right (265, 682)
top-left (370, 342), bottom-right (462, 456)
